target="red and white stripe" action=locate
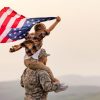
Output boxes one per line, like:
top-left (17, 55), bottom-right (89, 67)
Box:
top-left (0, 7), bottom-right (27, 43)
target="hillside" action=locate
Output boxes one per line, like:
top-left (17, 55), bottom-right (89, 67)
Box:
top-left (0, 81), bottom-right (100, 100)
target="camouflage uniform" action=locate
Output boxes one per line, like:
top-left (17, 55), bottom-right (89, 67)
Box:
top-left (21, 68), bottom-right (60, 100)
top-left (24, 48), bottom-right (56, 82)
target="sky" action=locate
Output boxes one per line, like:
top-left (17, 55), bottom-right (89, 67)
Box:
top-left (0, 0), bottom-right (100, 81)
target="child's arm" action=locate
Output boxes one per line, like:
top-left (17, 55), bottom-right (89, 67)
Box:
top-left (46, 16), bottom-right (61, 33)
top-left (9, 44), bottom-right (22, 53)
top-left (36, 16), bottom-right (61, 40)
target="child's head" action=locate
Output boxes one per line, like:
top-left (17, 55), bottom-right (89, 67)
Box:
top-left (34, 23), bottom-right (46, 32)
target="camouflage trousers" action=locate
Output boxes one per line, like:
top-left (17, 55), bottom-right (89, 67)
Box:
top-left (24, 58), bottom-right (58, 82)
top-left (24, 95), bottom-right (47, 100)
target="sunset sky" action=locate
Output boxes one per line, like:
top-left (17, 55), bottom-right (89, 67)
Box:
top-left (0, 0), bottom-right (100, 81)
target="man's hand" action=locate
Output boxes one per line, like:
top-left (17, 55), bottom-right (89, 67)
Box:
top-left (55, 83), bottom-right (68, 93)
top-left (56, 16), bottom-right (61, 22)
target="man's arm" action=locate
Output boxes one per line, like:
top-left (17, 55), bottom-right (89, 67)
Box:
top-left (20, 69), bottom-right (27, 88)
top-left (39, 70), bottom-right (60, 92)
top-left (46, 16), bottom-right (61, 33)
top-left (20, 74), bottom-right (24, 88)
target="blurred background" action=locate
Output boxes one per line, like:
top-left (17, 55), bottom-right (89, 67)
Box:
top-left (0, 0), bottom-right (100, 100)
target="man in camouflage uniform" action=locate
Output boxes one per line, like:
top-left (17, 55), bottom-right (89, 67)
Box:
top-left (20, 50), bottom-right (68, 100)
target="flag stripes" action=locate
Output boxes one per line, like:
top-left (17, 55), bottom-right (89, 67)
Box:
top-left (0, 7), bottom-right (26, 43)
top-left (0, 7), bottom-right (56, 43)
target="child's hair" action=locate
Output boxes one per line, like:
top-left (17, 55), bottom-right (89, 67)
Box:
top-left (34, 23), bottom-right (46, 31)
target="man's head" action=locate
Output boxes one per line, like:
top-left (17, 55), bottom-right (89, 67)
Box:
top-left (34, 23), bottom-right (46, 32)
top-left (38, 49), bottom-right (50, 65)
top-left (39, 56), bottom-right (47, 65)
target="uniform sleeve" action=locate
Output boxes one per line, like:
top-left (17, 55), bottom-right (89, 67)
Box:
top-left (20, 75), bottom-right (24, 88)
top-left (20, 69), bottom-right (27, 88)
top-left (39, 71), bottom-right (60, 92)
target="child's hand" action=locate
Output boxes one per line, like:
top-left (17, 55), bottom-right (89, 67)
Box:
top-left (56, 16), bottom-right (61, 22)
top-left (9, 45), bottom-right (20, 52)
top-left (9, 47), bottom-right (15, 52)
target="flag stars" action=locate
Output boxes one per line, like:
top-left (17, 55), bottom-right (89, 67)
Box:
top-left (19, 31), bottom-right (22, 33)
top-left (14, 36), bottom-right (17, 39)
top-left (23, 34), bottom-right (26, 36)
top-left (14, 32), bottom-right (16, 34)
top-left (28, 24), bottom-right (31, 26)
top-left (27, 21), bottom-right (30, 24)
top-left (5, 17), bottom-right (53, 42)
top-left (19, 36), bottom-right (22, 39)
top-left (9, 34), bottom-right (12, 36)
top-left (32, 22), bottom-right (35, 24)
top-left (31, 19), bottom-right (34, 22)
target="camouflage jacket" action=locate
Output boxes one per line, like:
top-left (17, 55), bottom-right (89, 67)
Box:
top-left (21, 68), bottom-right (60, 100)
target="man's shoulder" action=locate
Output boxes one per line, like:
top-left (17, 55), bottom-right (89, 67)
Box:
top-left (37, 69), bottom-right (49, 76)
top-left (23, 68), bottom-right (49, 77)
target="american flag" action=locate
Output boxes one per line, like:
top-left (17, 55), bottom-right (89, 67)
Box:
top-left (0, 7), bottom-right (56, 43)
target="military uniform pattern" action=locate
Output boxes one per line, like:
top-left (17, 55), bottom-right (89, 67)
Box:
top-left (21, 68), bottom-right (60, 100)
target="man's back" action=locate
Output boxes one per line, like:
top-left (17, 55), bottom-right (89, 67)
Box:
top-left (21, 68), bottom-right (48, 100)
top-left (21, 68), bottom-right (61, 100)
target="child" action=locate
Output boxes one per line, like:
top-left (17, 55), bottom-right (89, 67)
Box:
top-left (10, 16), bottom-right (61, 82)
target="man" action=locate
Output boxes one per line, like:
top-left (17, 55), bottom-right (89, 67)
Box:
top-left (20, 50), bottom-right (68, 100)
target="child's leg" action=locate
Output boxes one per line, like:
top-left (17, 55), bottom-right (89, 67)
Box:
top-left (24, 58), bottom-right (59, 82)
